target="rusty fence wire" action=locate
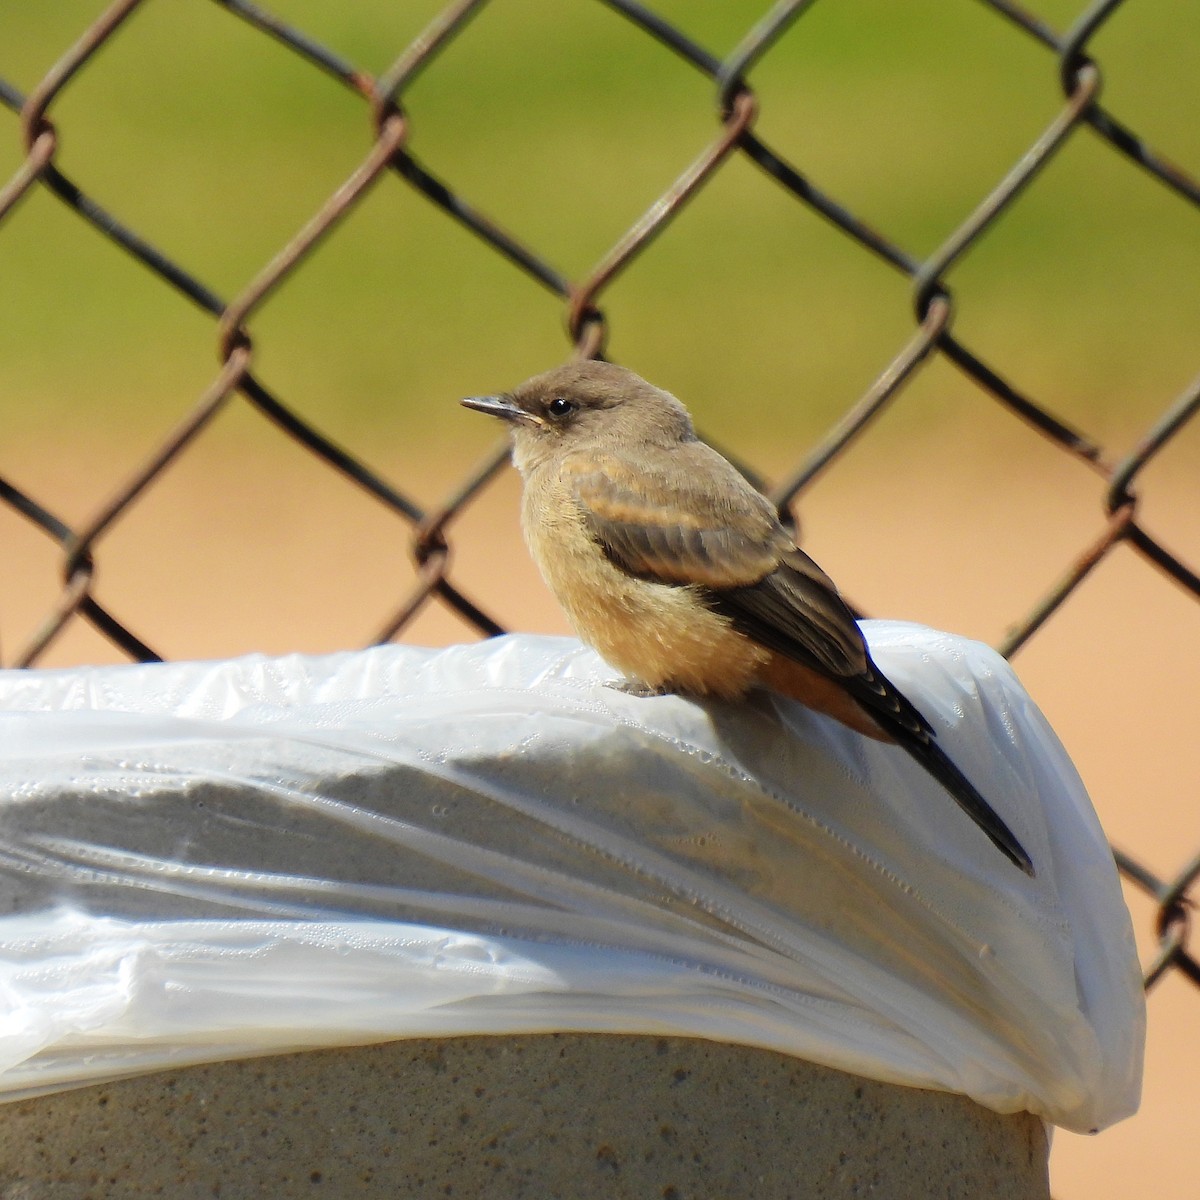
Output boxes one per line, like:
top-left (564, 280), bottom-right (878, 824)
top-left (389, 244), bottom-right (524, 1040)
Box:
top-left (1, 0), bottom-right (1198, 1084)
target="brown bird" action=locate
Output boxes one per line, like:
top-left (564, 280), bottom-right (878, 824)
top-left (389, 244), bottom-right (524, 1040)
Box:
top-left (462, 361), bottom-right (1034, 876)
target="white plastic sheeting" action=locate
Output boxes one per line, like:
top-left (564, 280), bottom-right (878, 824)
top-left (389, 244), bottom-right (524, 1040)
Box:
top-left (0, 625), bottom-right (1142, 1131)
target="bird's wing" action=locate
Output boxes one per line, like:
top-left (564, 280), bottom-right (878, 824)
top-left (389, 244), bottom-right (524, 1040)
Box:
top-left (561, 444), bottom-right (866, 678)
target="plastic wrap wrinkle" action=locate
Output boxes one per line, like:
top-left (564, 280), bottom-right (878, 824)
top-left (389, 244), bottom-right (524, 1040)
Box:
top-left (0, 626), bottom-right (1143, 1130)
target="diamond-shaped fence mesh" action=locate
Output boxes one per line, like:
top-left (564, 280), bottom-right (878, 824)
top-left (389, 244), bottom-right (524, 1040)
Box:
top-left (2, 0), bottom-right (1197, 1187)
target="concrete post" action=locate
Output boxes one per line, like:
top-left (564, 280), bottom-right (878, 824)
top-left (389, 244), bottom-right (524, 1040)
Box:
top-left (0, 1034), bottom-right (1049, 1198)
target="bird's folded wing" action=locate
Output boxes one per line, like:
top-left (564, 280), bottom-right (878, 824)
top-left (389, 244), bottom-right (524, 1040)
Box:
top-left (562, 447), bottom-right (867, 679)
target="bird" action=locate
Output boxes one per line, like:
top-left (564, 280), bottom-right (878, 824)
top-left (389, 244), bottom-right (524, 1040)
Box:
top-left (461, 360), bottom-right (1034, 876)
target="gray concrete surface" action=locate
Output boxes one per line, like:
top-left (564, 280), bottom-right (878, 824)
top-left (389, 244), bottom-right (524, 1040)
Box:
top-left (0, 1034), bottom-right (1049, 1199)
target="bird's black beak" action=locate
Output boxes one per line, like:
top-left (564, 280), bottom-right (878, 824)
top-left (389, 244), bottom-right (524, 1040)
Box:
top-left (461, 394), bottom-right (538, 425)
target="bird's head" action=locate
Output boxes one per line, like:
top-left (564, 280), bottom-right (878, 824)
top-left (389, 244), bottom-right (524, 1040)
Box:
top-left (461, 361), bottom-right (695, 475)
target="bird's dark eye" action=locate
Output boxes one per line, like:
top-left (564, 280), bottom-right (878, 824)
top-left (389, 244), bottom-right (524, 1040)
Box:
top-left (547, 397), bottom-right (574, 418)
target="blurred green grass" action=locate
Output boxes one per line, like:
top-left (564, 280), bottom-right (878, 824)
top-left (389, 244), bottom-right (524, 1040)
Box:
top-left (1, 0), bottom-right (1198, 450)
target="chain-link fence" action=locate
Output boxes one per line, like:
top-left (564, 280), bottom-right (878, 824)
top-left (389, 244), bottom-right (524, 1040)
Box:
top-left (2, 0), bottom-right (1197, 1191)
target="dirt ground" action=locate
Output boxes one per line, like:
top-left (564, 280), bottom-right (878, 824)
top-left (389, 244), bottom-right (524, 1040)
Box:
top-left (2, 425), bottom-right (1197, 1198)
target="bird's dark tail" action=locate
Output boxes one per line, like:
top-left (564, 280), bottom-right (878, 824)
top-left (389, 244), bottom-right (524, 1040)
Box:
top-left (846, 662), bottom-right (1035, 877)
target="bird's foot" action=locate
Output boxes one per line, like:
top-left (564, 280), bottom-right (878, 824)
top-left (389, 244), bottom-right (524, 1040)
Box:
top-left (605, 677), bottom-right (666, 698)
